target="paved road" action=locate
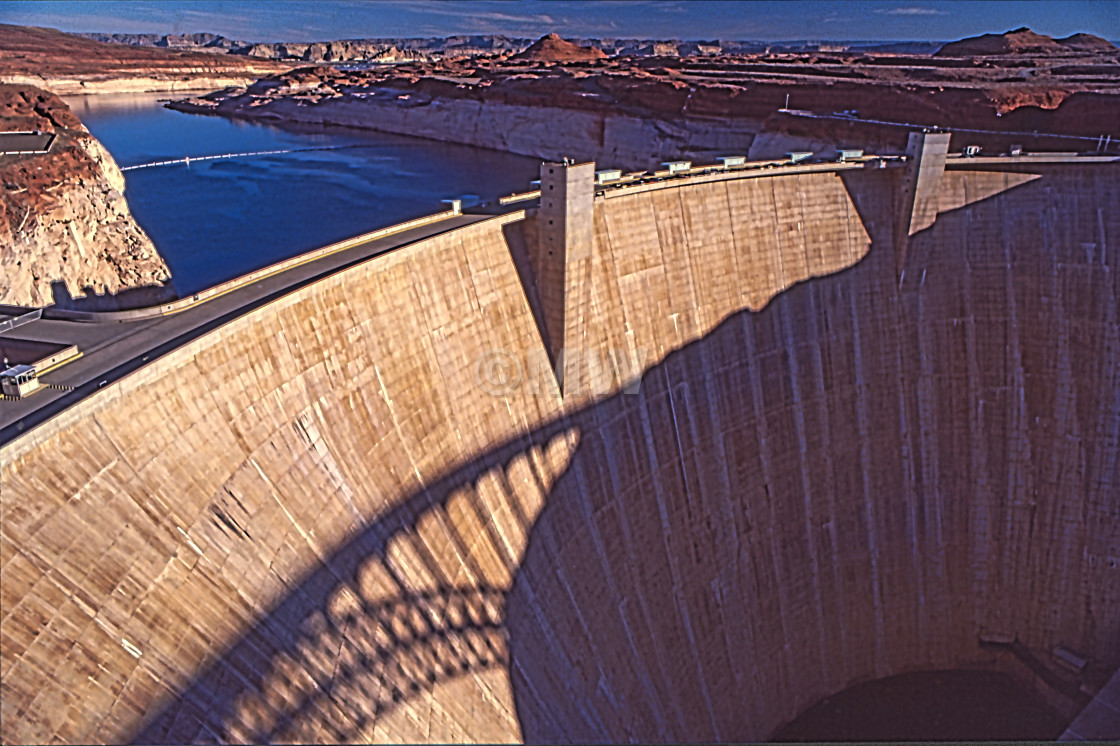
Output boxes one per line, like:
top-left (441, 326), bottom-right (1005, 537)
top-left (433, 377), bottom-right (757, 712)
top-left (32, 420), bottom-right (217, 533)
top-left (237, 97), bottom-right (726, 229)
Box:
top-left (0, 212), bottom-right (493, 447)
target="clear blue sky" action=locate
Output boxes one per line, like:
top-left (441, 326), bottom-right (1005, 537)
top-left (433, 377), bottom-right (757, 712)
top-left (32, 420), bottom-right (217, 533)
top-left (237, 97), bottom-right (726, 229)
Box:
top-left (2, 0), bottom-right (1117, 43)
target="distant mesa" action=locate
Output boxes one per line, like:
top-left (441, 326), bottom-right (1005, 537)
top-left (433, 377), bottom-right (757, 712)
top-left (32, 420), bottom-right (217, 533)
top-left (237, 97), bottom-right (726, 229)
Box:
top-left (935, 27), bottom-right (1118, 56)
top-left (1055, 32), bottom-right (1120, 52)
top-left (512, 33), bottom-right (607, 63)
top-left (633, 41), bottom-right (685, 57)
top-left (0, 22), bottom-right (289, 94)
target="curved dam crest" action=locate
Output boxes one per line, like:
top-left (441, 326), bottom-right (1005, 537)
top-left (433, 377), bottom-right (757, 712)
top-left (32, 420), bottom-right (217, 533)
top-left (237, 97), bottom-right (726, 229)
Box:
top-left (1, 157), bottom-right (1117, 743)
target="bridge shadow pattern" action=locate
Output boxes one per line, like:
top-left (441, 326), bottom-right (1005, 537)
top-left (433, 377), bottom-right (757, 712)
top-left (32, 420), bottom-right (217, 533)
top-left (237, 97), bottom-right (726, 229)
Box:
top-left (136, 417), bottom-right (581, 744)
top-left (133, 170), bottom-right (899, 744)
top-left (237, 586), bottom-right (508, 743)
top-left (124, 166), bottom-right (1118, 743)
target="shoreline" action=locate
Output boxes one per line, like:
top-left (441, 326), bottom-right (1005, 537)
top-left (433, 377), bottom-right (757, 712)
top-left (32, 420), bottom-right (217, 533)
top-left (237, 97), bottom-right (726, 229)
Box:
top-left (1, 73), bottom-right (264, 97)
top-left (166, 92), bottom-right (763, 172)
top-left (53, 88), bottom-right (543, 297)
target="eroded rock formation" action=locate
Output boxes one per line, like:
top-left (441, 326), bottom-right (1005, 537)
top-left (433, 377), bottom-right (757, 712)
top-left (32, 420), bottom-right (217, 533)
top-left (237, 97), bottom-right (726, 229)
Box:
top-left (511, 34), bottom-right (606, 63)
top-left (167, 31), bottom-right (1120, 170)
top-left (0, 84), bottom-right (175, 308)
top-left (0, 23), bottom-right (292, 94)
top-left (936, 27), bottom-right (1118, 57)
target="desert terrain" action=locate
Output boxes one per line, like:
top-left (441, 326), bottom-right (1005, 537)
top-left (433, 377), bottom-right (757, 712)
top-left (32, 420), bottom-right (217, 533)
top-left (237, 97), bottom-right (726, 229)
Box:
top-left (3, 23), bottom-right (1117, 169)
top-left (0, 23), bottom-right (292, 95)
top-left (167, 30), bottom-right (1120, 169)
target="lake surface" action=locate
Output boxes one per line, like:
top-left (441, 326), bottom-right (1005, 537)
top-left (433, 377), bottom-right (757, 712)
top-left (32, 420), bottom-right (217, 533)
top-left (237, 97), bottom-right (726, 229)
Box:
top-left (66, 93), bottom-right (539, 295)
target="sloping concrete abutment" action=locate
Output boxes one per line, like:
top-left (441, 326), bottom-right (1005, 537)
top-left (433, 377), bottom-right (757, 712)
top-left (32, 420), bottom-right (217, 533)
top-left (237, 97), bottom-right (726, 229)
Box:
top-left (1, 151), bottom-right (1117, 743)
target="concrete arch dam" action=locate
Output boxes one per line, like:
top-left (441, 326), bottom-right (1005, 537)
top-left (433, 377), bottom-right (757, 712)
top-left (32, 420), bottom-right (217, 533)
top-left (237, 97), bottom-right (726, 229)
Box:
top-left (1, 151), bottom-right (1117, 743)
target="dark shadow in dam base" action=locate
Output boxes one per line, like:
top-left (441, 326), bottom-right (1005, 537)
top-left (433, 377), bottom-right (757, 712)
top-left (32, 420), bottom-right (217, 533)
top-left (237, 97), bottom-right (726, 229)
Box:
top-left (131, 164), bottom-right (1117, 743)
top-left (771, 669), bottom-right (1066, 742)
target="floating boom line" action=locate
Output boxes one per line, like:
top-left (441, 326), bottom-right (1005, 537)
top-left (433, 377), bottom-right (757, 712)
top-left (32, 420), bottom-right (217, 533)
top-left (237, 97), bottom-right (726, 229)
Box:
top-left (120, 144), bottom-right (371, 172)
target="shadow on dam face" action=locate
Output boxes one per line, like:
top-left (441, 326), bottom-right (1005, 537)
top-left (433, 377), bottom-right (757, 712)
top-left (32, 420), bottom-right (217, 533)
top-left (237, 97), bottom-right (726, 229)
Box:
top-left (2, 163), bottom-right (1117, 744)
top-left (503, 167), bottom-right (1118, 743)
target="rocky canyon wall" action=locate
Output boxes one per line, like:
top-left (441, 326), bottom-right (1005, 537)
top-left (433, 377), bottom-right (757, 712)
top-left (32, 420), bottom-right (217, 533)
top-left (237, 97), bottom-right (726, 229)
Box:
top-left (1, 163), bottom-right (1116, 744)
top-left (0, 84), bottom-right (175, 308)
top-left (177, 94), bottom-right (760, 172)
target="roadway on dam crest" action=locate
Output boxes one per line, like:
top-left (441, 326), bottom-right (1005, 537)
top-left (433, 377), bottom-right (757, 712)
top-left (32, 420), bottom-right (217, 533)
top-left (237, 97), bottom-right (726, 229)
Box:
top-left (0, 212), bottom-right (492, 446)
top-left (5, 152), bottom-right (1106, 448)
top-left (0, 157), bottom-right (881, 448)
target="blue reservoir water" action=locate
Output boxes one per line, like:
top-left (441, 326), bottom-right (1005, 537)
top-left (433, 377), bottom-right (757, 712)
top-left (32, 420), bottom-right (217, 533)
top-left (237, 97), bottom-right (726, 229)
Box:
top-left (65, 93), bottom-right (539, 295)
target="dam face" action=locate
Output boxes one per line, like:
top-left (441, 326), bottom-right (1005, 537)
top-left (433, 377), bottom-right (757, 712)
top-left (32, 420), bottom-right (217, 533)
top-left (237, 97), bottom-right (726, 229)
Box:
top-left (1, 157), bottom-right (1117, 743)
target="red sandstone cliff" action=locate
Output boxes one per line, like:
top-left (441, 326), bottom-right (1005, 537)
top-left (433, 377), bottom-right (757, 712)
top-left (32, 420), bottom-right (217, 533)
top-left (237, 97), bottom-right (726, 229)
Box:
top-left (168, 36), bottom-right (1120, 170)
top-left (0, 23), bottom-right (292, 94)
top-left (936, 27), bottom-right (1118, 57)
top-left (0, 84), bottom-right (175, 308)
top-left (511, 34), bottom-right (607, 63)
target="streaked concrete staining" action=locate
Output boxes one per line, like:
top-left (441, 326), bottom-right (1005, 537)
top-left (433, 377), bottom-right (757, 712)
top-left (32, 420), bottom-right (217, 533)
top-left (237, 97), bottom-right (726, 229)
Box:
top-left (1, 161), bottom-right (1117, 743)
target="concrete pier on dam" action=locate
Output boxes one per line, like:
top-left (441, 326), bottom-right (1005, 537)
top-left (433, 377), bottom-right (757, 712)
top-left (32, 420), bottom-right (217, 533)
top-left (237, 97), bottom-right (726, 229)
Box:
top-left (1, 142), bottom-right (1118, 743)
